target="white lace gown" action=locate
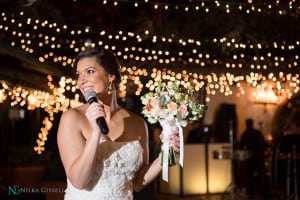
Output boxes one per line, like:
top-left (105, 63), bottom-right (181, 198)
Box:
top-left (64, 140), bottom-right (143, 200)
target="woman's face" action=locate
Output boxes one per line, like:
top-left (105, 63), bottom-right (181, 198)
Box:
top-left (76, 57), bottom-right (110, 96)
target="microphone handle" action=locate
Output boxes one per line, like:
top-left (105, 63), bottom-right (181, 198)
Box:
top-left (96, 117), bottom-right (109, 134)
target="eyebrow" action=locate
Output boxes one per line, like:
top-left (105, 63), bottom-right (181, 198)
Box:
top-left (76, 66), bottom-right (96, 72)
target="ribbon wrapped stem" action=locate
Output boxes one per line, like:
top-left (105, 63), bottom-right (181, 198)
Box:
top-left (159, 119), bottom-right (184, 182)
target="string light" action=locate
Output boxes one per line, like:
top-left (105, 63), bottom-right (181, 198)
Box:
top-left (102, 0), bottom-right (300, 17)
top-left (0, 11), bottom-right (299, 75)
top-left (0, 6), bottom-right (299, 153)
top-left (1, 68), bottom-right (299, 153)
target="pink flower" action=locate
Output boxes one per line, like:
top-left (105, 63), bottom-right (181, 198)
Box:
top-left (150, 96), bottom-right (159, 107)
top-left (167, 101), bottom-right (178, 111)
top-left (178, 104), bottom-right (188, 119)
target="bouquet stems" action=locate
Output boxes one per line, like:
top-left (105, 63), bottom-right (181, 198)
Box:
top-left (161, 147), bottom-right (178, 167)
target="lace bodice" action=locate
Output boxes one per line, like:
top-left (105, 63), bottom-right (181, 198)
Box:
top-left (64, 140), bottom-right (143, 200)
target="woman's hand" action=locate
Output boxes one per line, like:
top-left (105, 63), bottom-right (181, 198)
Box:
top-left (159, 128), bottom-right (180, 152)
top-left (85, 101), bottom-right (106, 133)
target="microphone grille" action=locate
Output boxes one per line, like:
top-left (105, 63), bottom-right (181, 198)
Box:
top-left (84, 90), bottom-right (97, 102)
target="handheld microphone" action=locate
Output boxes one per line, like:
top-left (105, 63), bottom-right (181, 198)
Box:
top-left (84, 91), bottom-right (109, 134)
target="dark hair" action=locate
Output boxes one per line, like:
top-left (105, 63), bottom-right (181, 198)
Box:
top-left (73, 48), bottom-right (121, 89)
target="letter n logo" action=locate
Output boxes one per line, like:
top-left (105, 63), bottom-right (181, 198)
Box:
top-left (8, 185), bottom-right (21, 195)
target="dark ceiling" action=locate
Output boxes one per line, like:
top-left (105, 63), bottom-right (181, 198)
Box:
top-left (0, 0), bottom-right (300, 90)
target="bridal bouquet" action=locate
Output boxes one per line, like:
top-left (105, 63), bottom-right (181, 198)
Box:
top-left (141, 81), bottom-right (207, 181)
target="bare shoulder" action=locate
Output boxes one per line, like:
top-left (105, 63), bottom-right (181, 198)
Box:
top-left (60, 105), bottom-right (87, 124)
top-left (61, 105), bottom-right (85, 119)
top-left (121, 108), bottom-right (148, 138)
top-left (131, 111), bottom-right (146, 124)
top-left (124, 108), bottom-right (147, 128)
top-left (58, 105), bottom-right (87, 138)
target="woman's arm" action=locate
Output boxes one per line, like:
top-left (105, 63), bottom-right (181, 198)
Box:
top-left (57, 107), bottom-right (100, 189)
top-left (133, 119), bottom-right (180, 192)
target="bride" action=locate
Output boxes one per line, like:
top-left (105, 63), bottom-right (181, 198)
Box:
top-left (57, 47), bottom-right (180, 199)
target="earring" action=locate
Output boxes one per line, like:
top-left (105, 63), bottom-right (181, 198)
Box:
top-left (107, 81), bottom-right (113, 95)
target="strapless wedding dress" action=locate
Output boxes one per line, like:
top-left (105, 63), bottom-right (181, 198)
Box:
top-left (64, 140), bottom-right (143, 200)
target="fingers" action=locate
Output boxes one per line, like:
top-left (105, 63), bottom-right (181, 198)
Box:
top-left (160, 130), bottom-right (181, 152)
top-left (159, 133), bottom-right (163, 140)
top-left (169, 132), bottom-right (180, 152)
top-left (86, 102), bottom-right (105, 119)
top-left (85, 102), bottom-right (106, 130)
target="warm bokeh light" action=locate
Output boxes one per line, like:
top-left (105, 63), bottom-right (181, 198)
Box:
top-left (1, 69), bottom-right (299, 153)
top-left (0, 2), bottom-right (299, 153)
top-left (0, 76), bottom-right (82, 154)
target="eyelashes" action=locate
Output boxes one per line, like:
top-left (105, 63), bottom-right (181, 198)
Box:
top-left (75, 68), bottom-right (96, 79)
